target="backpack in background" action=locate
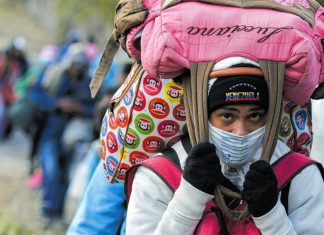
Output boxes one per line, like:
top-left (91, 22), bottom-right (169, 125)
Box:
top-left (279, 100), bottom-right (312, 156)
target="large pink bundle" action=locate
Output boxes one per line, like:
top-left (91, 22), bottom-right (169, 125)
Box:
top-left (126, 0), bottom-right (324, 104)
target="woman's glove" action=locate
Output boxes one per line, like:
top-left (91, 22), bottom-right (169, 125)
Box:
top-left (241, 160), bottom-right (279, 217)
top-left (183, 142), bottom-right (223, 195)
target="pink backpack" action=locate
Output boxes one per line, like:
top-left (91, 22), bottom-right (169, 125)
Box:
top-left (91, 0), bottom-right (324, 104)
top-left (126, 151), bottom-right (322, 234)
top-left (123, 0), bottom-right (324, 105)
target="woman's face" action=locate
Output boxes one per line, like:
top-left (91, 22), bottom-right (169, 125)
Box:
top-left (209, 104), bottom-right (266, 136)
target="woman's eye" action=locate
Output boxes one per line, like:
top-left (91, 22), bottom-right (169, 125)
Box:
top-left (220, 113), bottom-right (233, 121)
top-left (249, 113), bottom-right (263, 121)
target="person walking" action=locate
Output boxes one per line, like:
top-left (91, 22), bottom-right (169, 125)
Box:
top-left (125, 57), bottom-right (324, 235)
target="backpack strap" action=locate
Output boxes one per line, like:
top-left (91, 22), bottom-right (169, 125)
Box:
top-left (89, 0), bottom-right (148, 98)
top-left (273, 151), bottom-right (324, 212)
top-left (126, 150), bottom-right (324, 200)
top-left (272, 151), bottom-right (323, 190)
top-left (89, 35), bottom-right (119, 98)
top-left (183, 60), bottom-right (286, 221)
top-left (125, 155), bottom-right (182, 199)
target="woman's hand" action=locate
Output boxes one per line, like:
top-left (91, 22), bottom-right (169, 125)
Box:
top-left (183, 142), bottom-right (223, 195)
top-left (241, 160), bottom-right (279, 217)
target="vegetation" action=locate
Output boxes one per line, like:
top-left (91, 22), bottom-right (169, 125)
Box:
top-left (0, 214), bottom-right (34, 235)
top-left (53, 0), bottom-right (119, 39)
top-left (0, 0), bottom-right (119, 46)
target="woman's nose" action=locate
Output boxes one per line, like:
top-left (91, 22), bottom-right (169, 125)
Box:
top-left (232, 121), bottom-right (249, 136)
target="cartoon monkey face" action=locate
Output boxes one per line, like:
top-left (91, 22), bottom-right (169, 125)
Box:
top-left (297, 114), bottom-right (304, 126)
top-left (118, 130), bottom-right (124, 141)
top-left (130, 157), bottom-right (140, 165)
top-left (177, 109), bottom-right (186, 117)
top-left (139, 121), bottom-right (150, 130)
top-left (118, 168), bottom-right (127, 179)
top-left (153, 103), bottom-right (166, 112)
top-left (108, 159), bottom-right (117, 172)
top-left (147, 78), bottom-right (160, 87)
top-left (119, 110), bottom-right (126, 122)
top-left (147, 140), bottom-right (160, 148)
top-left (168, 89), bottom-right (181, 99)
top-left (281, 120), bottom-right (290, 133)
top-left (135, 99), bottom-right (143, 107)
top-left (126, 136), bottom-right (136, 145)
top-left (162, 124), bottom-right (175, 132)
top-left (108, 141), bottom-right (116, 150)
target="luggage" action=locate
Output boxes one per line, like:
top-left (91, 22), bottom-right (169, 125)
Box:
top-left (100, 62), bottom-right (186, 182)
top-left (92, 0), bottom-right (324, 105)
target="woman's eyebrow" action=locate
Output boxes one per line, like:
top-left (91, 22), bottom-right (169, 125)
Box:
top-left (219, 107), bottom-right (239, 112)
top-left (249, 107), bottom-right (266, 112)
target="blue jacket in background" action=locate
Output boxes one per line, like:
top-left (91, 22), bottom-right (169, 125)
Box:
top-left (67, 163), bottom-right (126, 235)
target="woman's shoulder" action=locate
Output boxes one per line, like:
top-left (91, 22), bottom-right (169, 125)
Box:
top-left (130, 164), bottom-right (175, 203)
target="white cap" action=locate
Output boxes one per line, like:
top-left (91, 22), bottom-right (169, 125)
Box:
top-left (12, 36), bottom-right (27, 50)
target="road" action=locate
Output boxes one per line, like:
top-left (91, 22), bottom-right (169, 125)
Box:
top-left (0, 129), bottom-right (79, 234)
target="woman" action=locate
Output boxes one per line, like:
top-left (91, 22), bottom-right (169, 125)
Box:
top-left (125, 59), bottom-right (324, 234)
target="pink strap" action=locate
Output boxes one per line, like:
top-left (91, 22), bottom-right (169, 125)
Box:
top-left (272, 152), bottom-right (315, 190)
top-left (126, 152), bottom-right (317, 198)
top-left (125, 155), bottom-right (181, 198)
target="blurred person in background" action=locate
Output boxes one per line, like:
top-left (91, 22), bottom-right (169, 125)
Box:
top-left (57, 29), bottom-right (81, 62)
top-left (65, 87), bottom-right (117, 210)
top-left (13, 44), bottom-right (58, 100)
top-left (84, 35), bottom-right (99, 64)
top-left (67, 61), bottom-right (132, 201)
top-left (67, 163), bottom-right (127, 235)
top-left (0, 36), bottom-right (29, 138)
top-left (8, 44), bottom-right (58, 189)
top-left (41, 42), bottom-right (84, 96)
top-left (89, 56), bottom-right (121, 91)
top-left (4, 36), bottom-right (29, 75)
top-left (67, 62), bottom-right (132, 235)
top-left (36, 51), bottom-right (97, 229)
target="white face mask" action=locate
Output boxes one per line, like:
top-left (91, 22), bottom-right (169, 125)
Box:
top-left (208, 122), bottom-right (265, 167)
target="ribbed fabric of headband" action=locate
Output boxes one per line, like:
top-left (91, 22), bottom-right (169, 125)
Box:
top-left (208, 76), bottom-right (269, 116)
